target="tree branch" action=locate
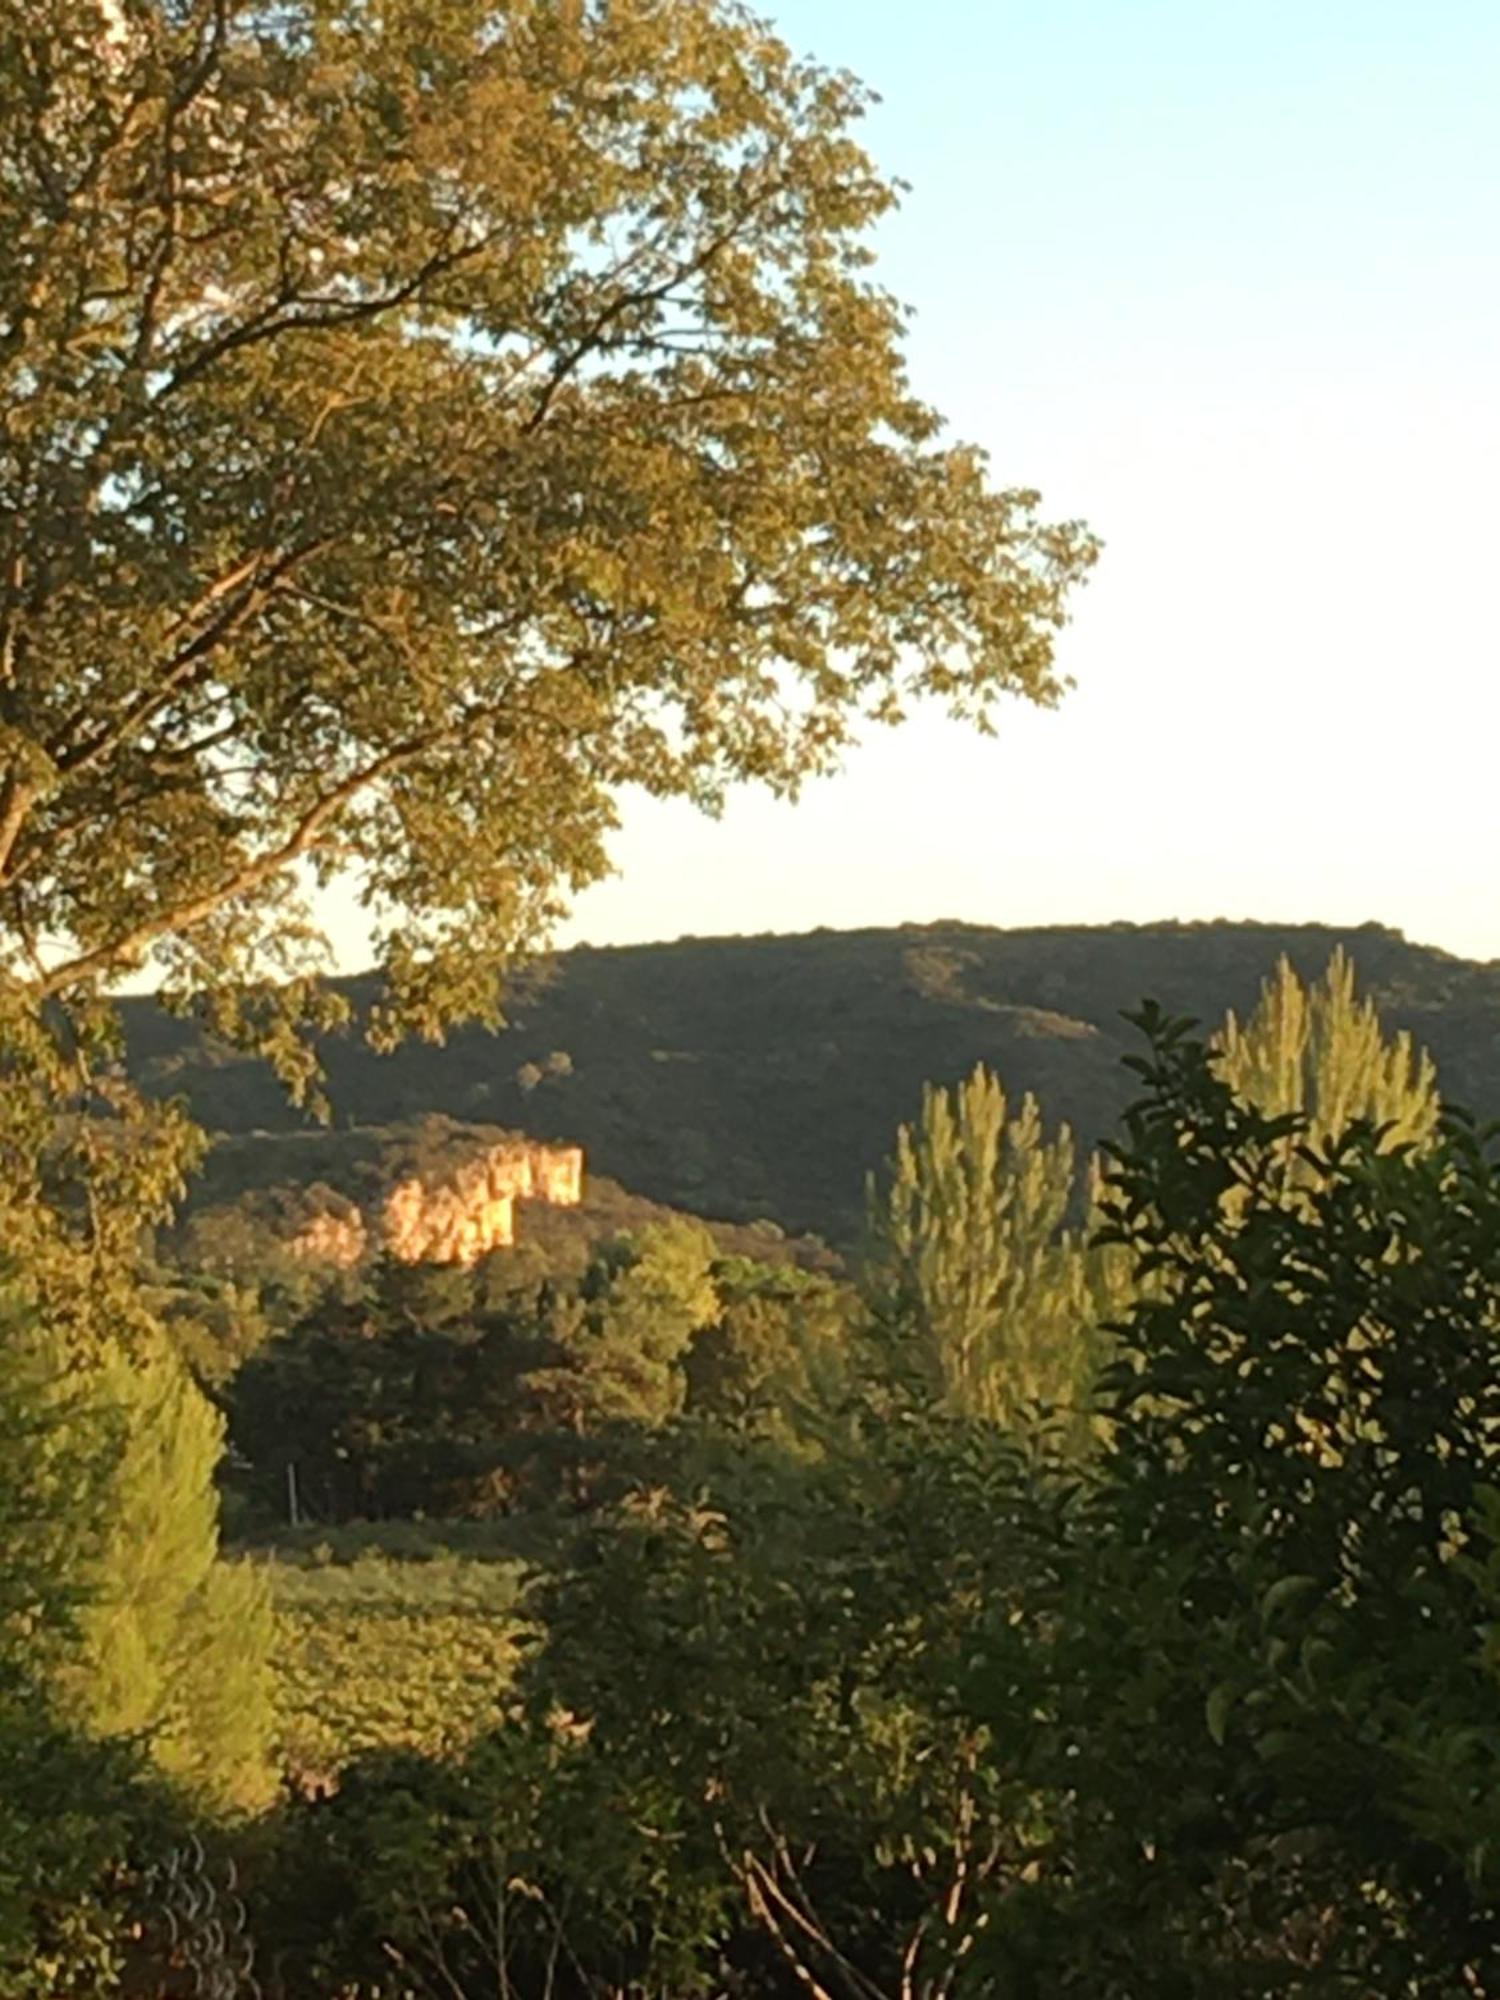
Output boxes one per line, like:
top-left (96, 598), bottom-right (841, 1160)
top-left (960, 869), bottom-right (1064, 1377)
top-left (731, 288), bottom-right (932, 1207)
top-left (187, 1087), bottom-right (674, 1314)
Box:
top-left (44, 539), bottom-right (330, 788)
top-left (31, 708), bottom-right (498, 999)
top-left (523, 181), bottom-right (786, 435)
top-left (159, 227), bottom-right (500, 399)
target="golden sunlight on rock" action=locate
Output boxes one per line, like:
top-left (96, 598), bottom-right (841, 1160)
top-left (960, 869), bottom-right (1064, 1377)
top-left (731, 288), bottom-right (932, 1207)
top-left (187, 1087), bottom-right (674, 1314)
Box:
top-left (288, 1139), bottom-right (584, 1268)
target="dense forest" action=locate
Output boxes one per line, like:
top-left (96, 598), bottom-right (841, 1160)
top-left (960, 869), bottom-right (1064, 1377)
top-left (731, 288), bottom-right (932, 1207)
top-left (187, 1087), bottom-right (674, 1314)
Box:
top-left (5, 3), bottom-right (1500, 1997)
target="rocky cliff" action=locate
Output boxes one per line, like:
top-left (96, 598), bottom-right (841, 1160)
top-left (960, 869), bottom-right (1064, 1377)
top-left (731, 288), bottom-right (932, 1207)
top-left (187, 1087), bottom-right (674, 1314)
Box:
top-left (259, 1132), bottom-right (585, 1268)
top-left (376, 1137), bottom-right (583, 1265)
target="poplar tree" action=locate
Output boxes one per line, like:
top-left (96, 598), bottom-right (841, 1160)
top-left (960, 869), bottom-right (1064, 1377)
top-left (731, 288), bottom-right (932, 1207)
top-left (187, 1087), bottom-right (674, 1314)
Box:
top-left (1216, 948), bottom-right (1440, 1181)
top-left (862, 1066), bottom-right (1124, 1439)
top-left (860, 954), bottom-right (1439, 1444)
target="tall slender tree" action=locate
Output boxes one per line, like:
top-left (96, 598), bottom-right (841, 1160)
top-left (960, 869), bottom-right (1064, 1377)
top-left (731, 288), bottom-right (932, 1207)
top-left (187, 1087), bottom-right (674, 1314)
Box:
top-left (1216, 948), bottom-right (1440, 1181)
top-left (862, 1065), bottom-right (1123, 1439)
top-left (861, 954), bottom-right (1442, 1444)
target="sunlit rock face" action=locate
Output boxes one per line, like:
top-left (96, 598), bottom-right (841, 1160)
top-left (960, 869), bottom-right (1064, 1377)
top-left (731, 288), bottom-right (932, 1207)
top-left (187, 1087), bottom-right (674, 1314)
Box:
top-left (378, 1140), bottom-right (584, 1264)
top-left (381, 1175), bottom-right (516, 1264)
top-left (287, 1139), bottom-right (585, 1268)
top-left (528, 1145), bottom-right (583, 1207)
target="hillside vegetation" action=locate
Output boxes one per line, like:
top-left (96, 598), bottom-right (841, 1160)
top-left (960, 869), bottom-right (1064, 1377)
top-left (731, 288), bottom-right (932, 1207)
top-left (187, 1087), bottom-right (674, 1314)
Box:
top-left (124, 919), bottom-right (1500, 1245)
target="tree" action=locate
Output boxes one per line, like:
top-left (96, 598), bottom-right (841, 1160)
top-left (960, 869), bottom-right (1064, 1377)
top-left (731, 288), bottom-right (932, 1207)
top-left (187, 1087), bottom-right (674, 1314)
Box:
top-left (0, 1277), bottom-right (187, 1997)
top-left (227, 1290), bottom-right (545, 1524)
top-left (227, 1229), bottom-right (729, 1526)
top-left (0, 0), bottom-right (1095, 1050)
top-left (858, 959), bottom-right (1441, 1448)
top-left (368, 1253), bottom-right (478, 1336)
top-left (1216, 947), bottom-right (1440, 1175)
top-left (526, 1219), bottom-right (722, 1434)
top-left (861, 1065), bottom-right (1123, 1440)
top-left (0, 1290), bottom-right (102, 1702)
top-left (684, 1255), bottom-right (852, 1436)
top-left (54, 1331), bottom-right (277, 1813)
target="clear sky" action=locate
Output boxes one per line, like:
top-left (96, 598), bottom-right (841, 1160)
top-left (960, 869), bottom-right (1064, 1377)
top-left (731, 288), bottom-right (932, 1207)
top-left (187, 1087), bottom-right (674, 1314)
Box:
top-left (356, 1), bottom-right (1500, 964)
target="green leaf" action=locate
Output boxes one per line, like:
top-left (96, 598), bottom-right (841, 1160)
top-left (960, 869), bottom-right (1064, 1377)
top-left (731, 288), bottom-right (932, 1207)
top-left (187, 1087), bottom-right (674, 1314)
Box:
top-left (1259, 1574), bottom-right (1318, 1626)
top-left (1205, 1681), bottom-right (1237, 1746)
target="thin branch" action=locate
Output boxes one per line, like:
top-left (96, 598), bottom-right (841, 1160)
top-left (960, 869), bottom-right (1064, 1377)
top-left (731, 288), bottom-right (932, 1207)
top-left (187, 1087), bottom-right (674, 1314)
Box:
top-left (45, 539), bottom-right (330, 783)
top-left (170, 0), bottom-right (231, 118)
top-left (31, 704), bottom-right (504, 998)
top-left (523, 181), bottom-right (786, 435)
top-left (742, 1861), bottom-right (844, 2000)
top-left (159, 227), bottom-right (501, 399)
top-left (748, 1852), bottom-right (890, 2000)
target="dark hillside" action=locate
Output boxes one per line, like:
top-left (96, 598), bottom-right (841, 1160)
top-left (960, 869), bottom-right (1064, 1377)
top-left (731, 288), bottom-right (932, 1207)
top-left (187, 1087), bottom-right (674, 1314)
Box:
top-left (122, 920), bottom-right (1500, 1246)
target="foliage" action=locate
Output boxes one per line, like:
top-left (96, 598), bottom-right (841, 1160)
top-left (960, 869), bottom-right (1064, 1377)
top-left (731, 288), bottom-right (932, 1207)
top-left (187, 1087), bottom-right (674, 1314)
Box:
top-left (0, 0), bottom-right (1091, 1048)
top-left (683, 1255), bottom-right (850, 1436)
top-left (524, 1219), bottom-right (721, 1432)
top-left (267, 1552), bottom-right (527, 1790)
top-left (0, 1285), bottom-right (105, 1690)
top-left (1216, 946), bottom-right (1442, 1179)
top-left (250, 1004), bottom-right (1500, 1998)
top-left (261, 1721), bottom-right (731, 2000)
top-left (967, 1009), bottom-right (1500, 1995)
top-left (155, 1268), bottom-right (279, 1386)
top-left (53, 1331), bottom-right (278, 1814)
top-left (273, 1410), bottom-right (1041, 2000)
top-left (0, 1278), bottom-right (200, 1998)
top-left (228, 1299), bottom-right (538, 1525)
top-left (855, 955), bottom-right (1442, 1455)
top-left (861, 1063), bottom-right (1124, 1445)
top-left (226, 1228), bottom-right (846, 1526)
top-left (0, 1722), bottom-right (189, 2000)
top-left (0, 989), bottom-right (206, 1355)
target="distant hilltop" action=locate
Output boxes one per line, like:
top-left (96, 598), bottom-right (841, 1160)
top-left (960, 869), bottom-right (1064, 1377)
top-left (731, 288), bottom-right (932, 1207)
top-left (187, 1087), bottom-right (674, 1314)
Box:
top-left (124, 919), bottom-right (1500, 1249)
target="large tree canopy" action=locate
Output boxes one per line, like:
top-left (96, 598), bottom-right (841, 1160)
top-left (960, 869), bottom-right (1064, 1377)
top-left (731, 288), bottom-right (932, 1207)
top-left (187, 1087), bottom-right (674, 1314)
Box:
top-left (0, 0), bottom-right (1097, 1041)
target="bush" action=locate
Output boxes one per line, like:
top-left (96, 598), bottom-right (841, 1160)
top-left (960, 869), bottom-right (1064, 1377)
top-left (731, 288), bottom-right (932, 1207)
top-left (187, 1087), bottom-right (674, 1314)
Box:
top-left (970, 1009), bottom-right (1500, 1994)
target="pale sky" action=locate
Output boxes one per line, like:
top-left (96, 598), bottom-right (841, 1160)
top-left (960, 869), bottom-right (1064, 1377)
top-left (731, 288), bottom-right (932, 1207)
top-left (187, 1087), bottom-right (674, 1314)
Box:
top-left (341, 0), bottom-right (1500, 967)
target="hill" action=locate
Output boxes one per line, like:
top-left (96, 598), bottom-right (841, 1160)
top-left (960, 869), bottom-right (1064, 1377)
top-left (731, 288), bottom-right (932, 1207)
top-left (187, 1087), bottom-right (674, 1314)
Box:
top-left (123, 919), bottom-right (1500, 1248)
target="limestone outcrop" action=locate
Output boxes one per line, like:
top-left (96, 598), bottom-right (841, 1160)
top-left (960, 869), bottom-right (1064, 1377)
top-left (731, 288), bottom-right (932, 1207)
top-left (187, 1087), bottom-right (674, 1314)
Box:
top-left (379, 1139), bottom-right (583, 1265)
top-left (286, 1136), bottom-right (583, 1268)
